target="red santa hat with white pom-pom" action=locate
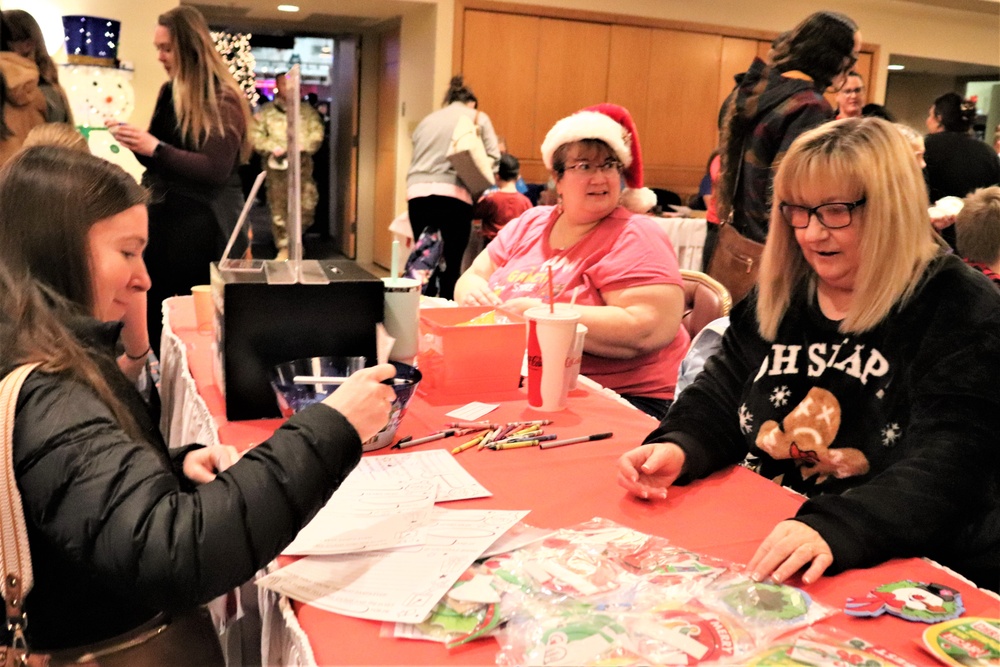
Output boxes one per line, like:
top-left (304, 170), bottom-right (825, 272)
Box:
top-left (540, 103), bottom-right (657, 214)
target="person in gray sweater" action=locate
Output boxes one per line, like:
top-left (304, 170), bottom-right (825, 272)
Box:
top-left (406, 75), bottom-right (500, 299)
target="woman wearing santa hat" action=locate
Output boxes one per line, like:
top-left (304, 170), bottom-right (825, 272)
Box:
top-left (455, 104), bottom-right (689, 419)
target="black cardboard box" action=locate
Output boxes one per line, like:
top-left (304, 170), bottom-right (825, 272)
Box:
top-left (210, 260), bottom-right (383, 420)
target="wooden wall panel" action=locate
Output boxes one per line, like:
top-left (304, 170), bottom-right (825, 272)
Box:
top-left (373, 29), bottom-right (399, 269)
top-left (461, 10), bottom-right (540, 161)
top-left (644, 29), bottom-right (722, 187)
top-left (456, 4), bottom-right (878, 196)
top-left (533, 18), bottom-right (612, 154)
top-left (608, 25), bottom-right (653, 143)
top-left (719, 37), bottom-right (758, 115)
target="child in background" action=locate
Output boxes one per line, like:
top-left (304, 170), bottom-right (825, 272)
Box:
top-left (473, 153), bottom-right (532, 243)
top-left (21, 122), bottom-right (88, 153)
top-left (954, 186), bottom-right (1000, 287)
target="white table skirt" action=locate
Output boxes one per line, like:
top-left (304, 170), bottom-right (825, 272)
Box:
top-left (159, 296), bottom-right (220, 449)
top-left (654, 216), bottom-right (707, 271)
top-left (159, 296), bottom-right (316, 667)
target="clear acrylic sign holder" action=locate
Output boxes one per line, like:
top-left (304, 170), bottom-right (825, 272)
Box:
top-left (218, 65), bottom-right (329, 285)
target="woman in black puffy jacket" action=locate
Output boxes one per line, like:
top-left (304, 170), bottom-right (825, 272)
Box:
top-left (0, 146), bottom-right (396, 657)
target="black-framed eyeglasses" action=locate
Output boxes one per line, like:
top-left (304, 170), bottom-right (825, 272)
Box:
top-left (563, 159), bottom-right (622, 176)
top-left (779, 197), bottom-right (866, 229)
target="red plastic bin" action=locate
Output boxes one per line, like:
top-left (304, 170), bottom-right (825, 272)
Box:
top-left (417, 307), bottom-right (526, 398)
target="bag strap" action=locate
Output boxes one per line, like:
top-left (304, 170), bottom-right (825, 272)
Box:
top-left (0, 363), bottom-right (40, 639)
top-left (723, 137), bottom-right (747, 227)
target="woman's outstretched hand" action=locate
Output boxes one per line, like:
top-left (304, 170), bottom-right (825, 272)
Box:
top-left (616, 442), bottom-right (686, 500)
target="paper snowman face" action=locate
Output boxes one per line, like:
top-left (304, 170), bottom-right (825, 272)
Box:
top-left (61, 64), bottom-right (135, 128)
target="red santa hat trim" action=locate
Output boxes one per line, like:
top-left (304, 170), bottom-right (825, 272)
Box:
top-left (540, 103), bottom-right (657, 214)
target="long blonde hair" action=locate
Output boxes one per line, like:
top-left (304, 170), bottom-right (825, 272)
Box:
top-left (757, 117), bottom-right (938, 339)
top-left (158, 6), bottom-right (252, 160)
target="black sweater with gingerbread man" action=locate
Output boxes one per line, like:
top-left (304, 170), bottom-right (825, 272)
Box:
top-left (646, 254), bottom-right (1000, 590)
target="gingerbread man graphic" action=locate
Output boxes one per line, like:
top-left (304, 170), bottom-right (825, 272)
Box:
top-left (755, 387), bottom-right (869, 483)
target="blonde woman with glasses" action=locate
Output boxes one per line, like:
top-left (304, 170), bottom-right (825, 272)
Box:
top-left (619, 117), bottom-right (1000, 592)
top-left (108, 6), bottom-right (252, 355)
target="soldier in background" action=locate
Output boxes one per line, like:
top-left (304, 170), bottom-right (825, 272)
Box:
top-left (252, 72), bottom-right (324, 260)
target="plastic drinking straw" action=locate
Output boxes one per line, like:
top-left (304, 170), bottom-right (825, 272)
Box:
top-left (569, 285), bottom-right (581, 308)
top-left (390, 239), bottom-right (400, 285)
top-left (547, 265), bottom-right (554, 313)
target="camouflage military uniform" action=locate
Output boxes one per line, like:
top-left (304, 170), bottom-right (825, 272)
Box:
top-left (251, 100), bottom-right (325, 253)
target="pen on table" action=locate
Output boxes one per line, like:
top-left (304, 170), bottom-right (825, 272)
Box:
top-left (391, 429), bottom-right (458, 449)
top-left (451, 435), bottom-right (485, 454)
top-left (539, 432), bottom-right (613, 450)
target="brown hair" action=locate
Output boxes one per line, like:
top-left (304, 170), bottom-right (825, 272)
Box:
top-left (2, 9), bottom-right (75, 124)
top-left (442, 75), bottom-right (478, 107)
top-left (0, 147), bottom-right (149, 438)
top-left (955, 186), bottom-right (1000, 265)
top-left (157, 6), bottom-right (252, 160)
top-left (22, 123), bottom-right (89, 153)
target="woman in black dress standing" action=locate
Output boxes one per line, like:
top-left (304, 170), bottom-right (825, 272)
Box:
top-left (109, 6), bottom-right (252, 354)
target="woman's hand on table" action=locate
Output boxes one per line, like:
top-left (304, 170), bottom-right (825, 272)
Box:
top-left (499, 297), bottom-right (544, 316)
top-left (747, 520), bottom-right (833, 585)
top-left (183, 445), bottom-right (241, 484)
top-left (322, 364), bottom-right (397, 443)
top-left (106, 120), bottom-right (160, 157)
top-left (617, 442), bottom-right (686, 500)
top-left (460, 282), bottom-right (502, 307)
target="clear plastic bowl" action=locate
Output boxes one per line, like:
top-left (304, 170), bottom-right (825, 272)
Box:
top-left (270, 356), bottom-right (422, 451)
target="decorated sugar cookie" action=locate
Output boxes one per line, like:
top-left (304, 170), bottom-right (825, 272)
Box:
top-left (845, 580), bottom-right (965, 623)
top-left (922, 617), bottom-right (1000, 666)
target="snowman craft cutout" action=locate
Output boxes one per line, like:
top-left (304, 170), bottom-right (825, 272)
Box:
top-left (60, 16), bottom-right (143, 181)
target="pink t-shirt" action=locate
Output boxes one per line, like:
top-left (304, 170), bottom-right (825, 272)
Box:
top-left (488, 206), bottom-right (691, 399)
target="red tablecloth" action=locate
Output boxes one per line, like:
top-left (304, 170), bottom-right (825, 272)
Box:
top-left (167, 297), bottom-right (999, 665)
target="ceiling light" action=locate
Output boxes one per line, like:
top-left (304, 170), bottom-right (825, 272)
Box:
top-left (887, 64), bottom-right (905, 71)
top-left (277, 4), bottom-right (300, 11)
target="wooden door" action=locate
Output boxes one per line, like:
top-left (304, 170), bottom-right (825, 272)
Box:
top-left (643, 29), bottom-right (723, 191)
top-left (333, 36), bottom-right (360, 257)
top-left (461, 10), bottom-right (539, 169)
top-left (373, 28), bottom-right (400, 270)
top-left (607, 25), bottom-right (652, 148)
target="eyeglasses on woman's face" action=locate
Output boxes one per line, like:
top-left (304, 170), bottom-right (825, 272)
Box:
top-left (779, 197), bottom-right (866, 229)
top-left (563, 159), bottom-right (622, 176)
